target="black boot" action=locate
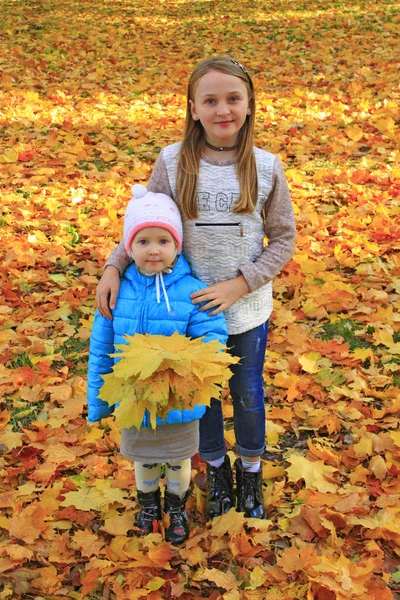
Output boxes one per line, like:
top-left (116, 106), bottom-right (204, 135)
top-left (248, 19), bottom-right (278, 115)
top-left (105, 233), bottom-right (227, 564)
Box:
top-left (205, 455), bottom-right (235, 520)
top-left (135, 488), bottom-right (162, 536)
top-left (164, 489), bottom-right (190, 545)
top-left (235, 459), bottom-right (266, 519)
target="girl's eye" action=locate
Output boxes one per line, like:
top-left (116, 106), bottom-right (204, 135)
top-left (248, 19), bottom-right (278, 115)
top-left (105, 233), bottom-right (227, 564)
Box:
top-left (138, 240), bottom-right (147, 245)
top-left (205, 98), bottom-right (215, 105)
top-left (229, 96), bottom-right (240, 102)
top-left (160, 239), bottom-right (169, 245)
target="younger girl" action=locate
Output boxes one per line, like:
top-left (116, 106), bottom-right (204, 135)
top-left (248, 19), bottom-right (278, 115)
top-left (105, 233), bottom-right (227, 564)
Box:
top-left (96, 57), bottom-right (296, 520)
top-left (87, 185), bottom-right (227, 544)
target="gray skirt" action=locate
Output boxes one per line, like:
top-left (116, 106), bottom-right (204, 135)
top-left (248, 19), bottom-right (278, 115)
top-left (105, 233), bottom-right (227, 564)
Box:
top-left (120, 420), bottom-right (199, 463)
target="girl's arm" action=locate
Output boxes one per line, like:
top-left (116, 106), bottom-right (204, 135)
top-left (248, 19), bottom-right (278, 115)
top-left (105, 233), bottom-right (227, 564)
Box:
top-left (239, 157), bottom-right (296, 292)
top-left (96, 151), bottom-right (173, 318)
top-left (191, 157), bottom-right (295, 314)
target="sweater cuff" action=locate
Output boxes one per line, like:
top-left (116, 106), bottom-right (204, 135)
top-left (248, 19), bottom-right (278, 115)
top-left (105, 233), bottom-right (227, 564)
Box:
top-left (238, 263), bottom-right (266, 293)
top-left (103, 262), bottom-right (122, 276)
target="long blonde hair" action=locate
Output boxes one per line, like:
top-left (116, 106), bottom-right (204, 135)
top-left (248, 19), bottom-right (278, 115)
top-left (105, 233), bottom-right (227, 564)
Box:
top-left (176, 56), bottom-right (258, 220)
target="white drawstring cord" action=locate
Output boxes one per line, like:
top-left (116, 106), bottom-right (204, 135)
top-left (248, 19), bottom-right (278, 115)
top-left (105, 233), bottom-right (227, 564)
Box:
top-left (155, 272), bottom-right (160, 303)
top-left (159, 272), bottom-right (171, 313)
top-left (154, 272), bottom-right (172, 313)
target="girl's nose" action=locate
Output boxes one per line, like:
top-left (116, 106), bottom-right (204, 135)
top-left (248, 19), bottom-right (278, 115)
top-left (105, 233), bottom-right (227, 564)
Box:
top-left (217, 103), bottom-right (230, 116)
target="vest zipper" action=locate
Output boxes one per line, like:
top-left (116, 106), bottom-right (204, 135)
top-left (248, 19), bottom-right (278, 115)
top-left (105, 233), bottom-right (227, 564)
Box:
top-left (195, 222), bottom-right (244, 237)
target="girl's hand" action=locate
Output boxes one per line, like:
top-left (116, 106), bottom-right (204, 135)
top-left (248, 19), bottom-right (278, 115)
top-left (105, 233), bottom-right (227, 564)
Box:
top-left (95, 266), bottom-right (121, 319)
top-left (191, 276), bottom-right (250, 315)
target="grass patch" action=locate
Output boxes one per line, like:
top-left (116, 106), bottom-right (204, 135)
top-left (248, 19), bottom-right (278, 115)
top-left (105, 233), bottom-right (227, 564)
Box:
top-left (66, 224), bottom-right (81, 247)
top-left (9, 352), bottom-right (33, 369)
top-left (320, 319), bottom-right (371, 351)
top-left (77, 158), bottom-right (115, 172)
top-left (59, 336), bottom-right (90, 359)
top-left (2, 395), bottom-right (46, 432)
top-left (57, 332), bottom-right (90, 375)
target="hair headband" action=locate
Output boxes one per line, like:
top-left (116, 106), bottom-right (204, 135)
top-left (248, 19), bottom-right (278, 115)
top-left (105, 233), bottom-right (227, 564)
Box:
top-left (231, 59), bottom-right (248, 75)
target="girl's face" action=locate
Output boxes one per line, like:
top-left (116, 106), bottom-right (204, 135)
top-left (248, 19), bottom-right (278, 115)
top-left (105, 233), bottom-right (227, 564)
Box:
top-left (131, 227), bottom-right (177, 273)
top-left (189, 70), bottom-right (251, 147)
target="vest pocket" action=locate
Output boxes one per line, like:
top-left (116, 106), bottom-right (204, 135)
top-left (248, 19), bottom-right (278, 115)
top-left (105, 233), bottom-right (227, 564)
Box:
top-left (195, 222), bottom-right (243, 237)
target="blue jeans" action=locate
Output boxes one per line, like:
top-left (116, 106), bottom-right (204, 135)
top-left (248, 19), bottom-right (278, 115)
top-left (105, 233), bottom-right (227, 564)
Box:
top-left (199, 320), bottom-right (269, 460)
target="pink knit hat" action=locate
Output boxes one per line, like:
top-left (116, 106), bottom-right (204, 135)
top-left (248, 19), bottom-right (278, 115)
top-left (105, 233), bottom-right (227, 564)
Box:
top-left (123, 184), bottom-right (183, 253)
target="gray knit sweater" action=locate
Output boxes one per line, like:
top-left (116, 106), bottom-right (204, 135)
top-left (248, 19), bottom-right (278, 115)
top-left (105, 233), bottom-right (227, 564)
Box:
top-left (106, 143), bottom-right (296, 335)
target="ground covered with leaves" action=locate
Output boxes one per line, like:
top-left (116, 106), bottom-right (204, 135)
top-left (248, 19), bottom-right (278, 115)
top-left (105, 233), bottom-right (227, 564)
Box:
top-left (0, 0), bottom-right (399, 598)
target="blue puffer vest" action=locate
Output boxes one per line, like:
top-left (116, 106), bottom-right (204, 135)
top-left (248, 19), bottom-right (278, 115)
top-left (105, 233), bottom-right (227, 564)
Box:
top-left (87, 254), bottom-right (228, 425)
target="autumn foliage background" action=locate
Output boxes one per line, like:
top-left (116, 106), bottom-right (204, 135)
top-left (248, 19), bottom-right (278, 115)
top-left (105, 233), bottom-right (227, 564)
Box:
top-left (0, 0), bottom-right (399, 598)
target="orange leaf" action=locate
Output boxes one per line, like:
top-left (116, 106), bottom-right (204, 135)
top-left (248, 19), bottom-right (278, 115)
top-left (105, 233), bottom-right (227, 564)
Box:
top-left (277, 543), bottom-right (319, 573)
top-left (148, 542), bottom-right (175, 569)
top-left (81, 568), bottom-right (101, 597)
top-left (70, 530), bottom-right (105, 558)
top-left (9, 503), bottom-right (50, 544)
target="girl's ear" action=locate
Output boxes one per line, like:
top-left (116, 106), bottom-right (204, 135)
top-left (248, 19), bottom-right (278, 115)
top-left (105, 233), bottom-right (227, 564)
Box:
top-left (246, 107), bottom-right (251, 115)
top-left (189, 99), bottom-right (198, 120)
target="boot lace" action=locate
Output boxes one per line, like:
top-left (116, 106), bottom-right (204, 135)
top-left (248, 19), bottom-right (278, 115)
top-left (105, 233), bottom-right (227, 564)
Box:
top-left (140, 506), bottom-right (159, 522)
top-left (240, 471), bottom-right (261, 507)
top-left (209, 464), bottom-right (230, 496)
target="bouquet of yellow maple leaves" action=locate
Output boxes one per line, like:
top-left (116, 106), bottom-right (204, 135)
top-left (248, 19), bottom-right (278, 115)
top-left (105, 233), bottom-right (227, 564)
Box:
top-left (99, 332), bottom-right (239, 430)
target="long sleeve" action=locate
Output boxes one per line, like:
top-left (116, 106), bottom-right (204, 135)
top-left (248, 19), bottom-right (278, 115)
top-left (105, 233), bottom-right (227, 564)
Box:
top-left (104, 150), bottom-right (173, 275)
top-left (238, 157), bottom-right (296, 292)
top-left (87, 311), bottom-right (115, 422)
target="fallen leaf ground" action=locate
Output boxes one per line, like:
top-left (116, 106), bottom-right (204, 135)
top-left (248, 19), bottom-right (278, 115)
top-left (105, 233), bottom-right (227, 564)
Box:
top-left (0, 0), bottom-right (399, 598)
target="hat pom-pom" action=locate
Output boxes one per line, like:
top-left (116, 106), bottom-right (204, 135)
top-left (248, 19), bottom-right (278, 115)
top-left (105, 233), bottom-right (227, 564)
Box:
top-left (131, 184), bottom-right (148, 199)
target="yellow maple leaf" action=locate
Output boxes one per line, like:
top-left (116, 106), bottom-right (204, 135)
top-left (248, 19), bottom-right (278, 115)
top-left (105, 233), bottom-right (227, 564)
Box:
top-left (210, 507), bottom-right (245, 537)
top-left (135, 372), bottom-right (171, 404)
top-left (101, 512), bottom-right (135, 537)
top-left (100, 333), bottom-right (238, 430)
top-left (191, 378), bottom-right (222, 408)
top-left (286, 452), bottom-right (339, 493)
top-left (266, 421), bottom-right (285, 446)
top-left (70, 529), bottom-right (105, 557)
top-left (345, 124), bottom-right (364, 142)
top-left (169, 371), bottom-right (199, 404)
top-left (114, 394), bottom-right (146, 430)
top-left (194, 567), bottom-right (238, 592)
top-left (390, 431), bottom-right (400, 447)
top-left (0, 148), bottom-right (19, 163)
top-left (285, 168), bottom-right (304, 185)
top-left (146, 577), bottom-right (166, 591)
top-left (298, 352), bottom-right (321, 374)
top-left (249, 565), bottom-right (268, 589)
top-left (60, 486), bottom-right (107, 512)
top-left (0, 427), bottom-right (23, 450)
top-left (375, 116), bottom-right (395, 132)
top-left (99, 375), bottom-right (135, 406)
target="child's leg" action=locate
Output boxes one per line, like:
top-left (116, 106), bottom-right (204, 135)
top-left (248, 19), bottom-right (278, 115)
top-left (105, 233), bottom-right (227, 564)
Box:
top-left (228, 320), bottom-right (269, 518)
top-left (164, 459), bottom-right (192, 545)
top-left (134, 462), bottom-right (162, 535)
top-left (165, 460), bottom-right (191, 498)
top-left (134, 462), bottom-right (161, 493)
